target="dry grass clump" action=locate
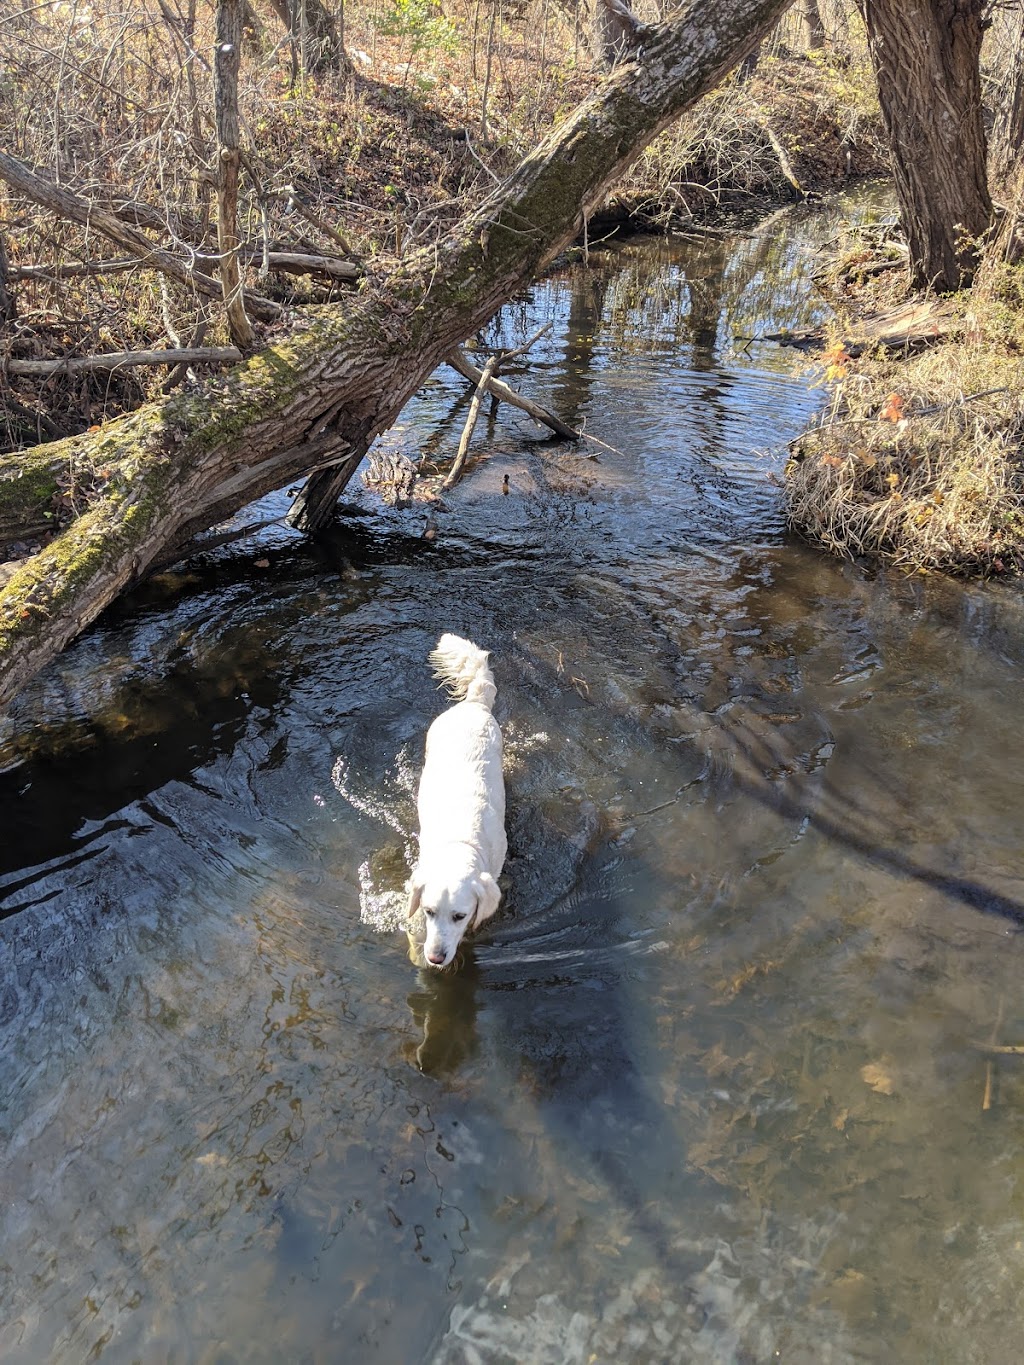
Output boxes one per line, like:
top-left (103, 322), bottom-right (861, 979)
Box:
top-left (785, 315), bottom-right (1024, 574)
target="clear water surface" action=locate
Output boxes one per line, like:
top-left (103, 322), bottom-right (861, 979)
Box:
top-left (2, 196), bottom-right (1023, 1363)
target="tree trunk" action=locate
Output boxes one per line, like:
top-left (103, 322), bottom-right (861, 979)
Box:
top-left (0, 0), bottom-right (792, 709)
top-left (855, 0), bottom-right (991, 291)
top-left (214, 0), bottom-right (254, 349)
top-left (0, 231), bottom-right (15, 325)
top-left (265, 0), bottom-right (351, 75)
top-left (796, 0), bottom-right (824, 49)
top-left (989, 2), bottom-right (1024, 188)
top-left (591, 0), bottom-right (645, 69)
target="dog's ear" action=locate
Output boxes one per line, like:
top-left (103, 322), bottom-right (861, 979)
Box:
top-left (407, 872), bottom-right (424, 918)
top-left (470, 872), bottom-right (501, 929)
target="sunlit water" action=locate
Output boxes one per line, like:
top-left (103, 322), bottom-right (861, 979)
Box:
top-left (3, 198), bottom-right (1024, 1363)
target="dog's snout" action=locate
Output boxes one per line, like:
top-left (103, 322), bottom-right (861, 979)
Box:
top-left (426, 950), bottom-right (447, 966)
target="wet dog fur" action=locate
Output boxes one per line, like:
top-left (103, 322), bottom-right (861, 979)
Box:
top-left (407, 634), bottom-right (506, 968)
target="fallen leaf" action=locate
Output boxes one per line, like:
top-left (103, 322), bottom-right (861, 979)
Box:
top-left (860, 1060), bottom-right (895, 1095)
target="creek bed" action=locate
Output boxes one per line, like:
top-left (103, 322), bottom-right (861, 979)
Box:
top-left (2, 194), bottom-right (1023, 1363)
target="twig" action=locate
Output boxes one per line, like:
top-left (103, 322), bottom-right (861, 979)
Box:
top-left (982, 997), bottom-right (1004, 1111)
top-left (914, 387), bottom-right (1009, 417)
top-left (495, 322), bottom-right (552, 366)
top-left (443, 355), bottom-right (498, 490)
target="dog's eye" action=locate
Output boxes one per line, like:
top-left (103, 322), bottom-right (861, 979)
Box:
top-left (451, 912), bottom-right (467, 923)
top-left (424, 908), bottom-right (436, 918)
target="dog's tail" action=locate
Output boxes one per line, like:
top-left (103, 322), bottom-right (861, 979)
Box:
top-left (430, 633), bottom-right (496, 709)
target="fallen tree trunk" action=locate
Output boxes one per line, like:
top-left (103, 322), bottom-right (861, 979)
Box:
top-left (0, 0), bottom-right (792, 708)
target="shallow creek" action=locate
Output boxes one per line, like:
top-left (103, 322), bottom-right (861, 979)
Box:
top-left (2, 197), bottom-right (1024, 1363)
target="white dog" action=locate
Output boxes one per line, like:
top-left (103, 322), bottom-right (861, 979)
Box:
top-left (408, 634), bottom-right (507, 968)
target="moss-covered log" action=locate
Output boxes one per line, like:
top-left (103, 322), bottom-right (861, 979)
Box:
top-left (0, 0), bottom-right (791, 708)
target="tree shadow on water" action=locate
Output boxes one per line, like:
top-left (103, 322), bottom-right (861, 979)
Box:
top-left (716, 705), bottom-right (1024, 930)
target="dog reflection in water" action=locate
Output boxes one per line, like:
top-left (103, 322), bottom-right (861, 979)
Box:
top-left (404, 953), bottom-right (482, 1072)
top-left (406, 634), bottom-right (507, 969)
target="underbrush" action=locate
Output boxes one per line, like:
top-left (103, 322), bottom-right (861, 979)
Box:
top-left (616, 28), bottom-right (885, 228)
top-left (784, 249), bottom-right (1024, 576)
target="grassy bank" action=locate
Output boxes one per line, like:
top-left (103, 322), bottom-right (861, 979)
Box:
top-left (784, 220), bottom-right (1024, 577)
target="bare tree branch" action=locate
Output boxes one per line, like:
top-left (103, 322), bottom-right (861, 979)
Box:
top-left (214, 1), bottom-right (254, 348)
top-left (0, 151), bottom-right (282, 320)
top-left (8, 347), bottom-right (242, 376)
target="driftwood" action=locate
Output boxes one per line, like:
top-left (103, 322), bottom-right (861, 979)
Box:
top-left (440, 325), bottom-right (582, 487)
top-left (752, 297), bottom-right (960, 355)
top-left (446, 349), bottom-right (581, 440)
top-left (362, 451), bottom-right (418, 505)
top-left (446, 346), bottom-right (627, 457)
top-left (0, 0), bottom-right (794, 709)
top-left (6, 348), bottom-right (242, 376)
top-left (760, 121), bottom-right (803, 198)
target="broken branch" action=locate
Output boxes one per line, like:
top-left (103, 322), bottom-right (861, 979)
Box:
top-left (446, 348), bottom-right (580, 440)
top-left (6, 347), bottom-right (242, 376)
top-left (443, 355), bottom-right (499, 490)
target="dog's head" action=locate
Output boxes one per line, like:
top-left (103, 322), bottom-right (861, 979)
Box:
top-left (407, 858), bottom-right (501, 969)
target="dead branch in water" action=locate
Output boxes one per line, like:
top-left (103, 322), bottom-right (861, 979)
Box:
top-left (443, 355), bottom-right (500, 490)
top-left (446, 349), bottom-right (581, 441)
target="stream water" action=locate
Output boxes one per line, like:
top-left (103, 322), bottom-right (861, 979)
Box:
top-left (2, 196), bottom-right (1024, 1364)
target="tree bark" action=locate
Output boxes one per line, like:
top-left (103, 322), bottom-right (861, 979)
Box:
top-left (989, 2), bottom-right (1024, 188)
top-left (591, 0), bottom-right (646, 69)
top-left (855, 0), bottom-right (991, 291)
top-left (0, 231), bottom-right (14, 325)
top-left (0, 0), bottom-right (793, 708)
top-left (214, 0), bottom-right (254, 349)
top-left (796, 0), bottom-right (824, 49)
top-left (265, 0), bottom-right (351, 76)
